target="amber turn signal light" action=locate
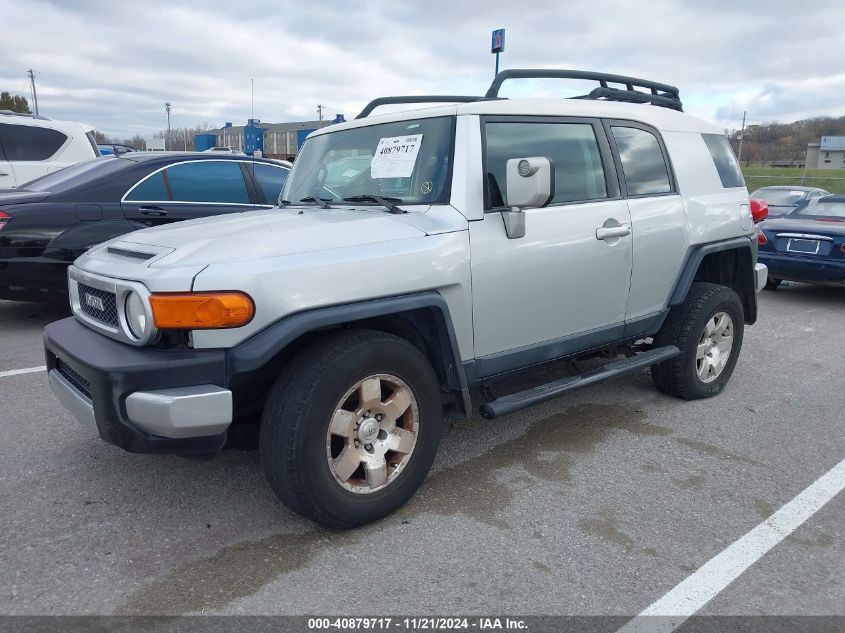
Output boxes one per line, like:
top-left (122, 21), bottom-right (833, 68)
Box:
top-left (149, 292), bottom-right (255, 329)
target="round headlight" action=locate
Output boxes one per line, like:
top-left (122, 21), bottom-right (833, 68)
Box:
top-left (125, 291), bottom-right (148, 338)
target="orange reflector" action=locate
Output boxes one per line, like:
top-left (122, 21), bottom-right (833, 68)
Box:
top-left (150, 292), bottom-right (255, 329)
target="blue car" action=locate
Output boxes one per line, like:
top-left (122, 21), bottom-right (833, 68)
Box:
top-left (757, 195), bottom-right (845, 289)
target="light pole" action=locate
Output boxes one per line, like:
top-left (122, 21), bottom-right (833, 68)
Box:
top-left (165, 102), bottom-right (171, 151)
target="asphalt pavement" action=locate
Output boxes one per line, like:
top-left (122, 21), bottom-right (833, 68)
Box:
top-left (0, 283), bottom-right (842, 617)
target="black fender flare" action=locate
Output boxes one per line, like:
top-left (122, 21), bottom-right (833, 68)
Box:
top-left (667, 236), bottom-right (758, 323)
top-left (225, 291), bottom-right (472, 415)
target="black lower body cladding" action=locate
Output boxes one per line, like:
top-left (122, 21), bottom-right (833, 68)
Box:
top-left (43, 317), bottom-right (228, 455)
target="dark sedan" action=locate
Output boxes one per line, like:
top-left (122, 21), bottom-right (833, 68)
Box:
top-left (749, 185), bottom-right (831, 218)
top-left (757, 195), bottom-right (845, 289)
top-left (0, 152), bottom-right (289, 302)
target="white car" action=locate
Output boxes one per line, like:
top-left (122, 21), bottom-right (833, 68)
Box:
top-left (202, 146), bottom-right (244, 155)
top-left (0, 111), bottom-right (100, 188)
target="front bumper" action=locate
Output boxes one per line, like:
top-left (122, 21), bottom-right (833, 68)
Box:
top-left (44, 317), bottom-right (231, 455)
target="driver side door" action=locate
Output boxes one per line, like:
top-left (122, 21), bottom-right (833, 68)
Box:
top-left (469, 117), bottom-right (633, 377)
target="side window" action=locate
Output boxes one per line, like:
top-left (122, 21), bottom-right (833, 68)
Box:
top-left (484, 122), bottom-right (607, 208)
top-left (165, 161), bottom-right (250, 203)
top-left (611, 126), bottom-right (672, 196)
top-left (253, 163), bottom-right (289, 204)
top-left (701, 133), bottom-right (744, 188)
top-left (0, 123), bottom-right (68, 161)
top-left (126, 171), bottom-right (169, 201)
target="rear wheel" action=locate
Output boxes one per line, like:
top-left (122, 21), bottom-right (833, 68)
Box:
top-left (764, 277), bottom-right (782, 290)
top-left (651, 282), bottom-right (744, 400)
top-left (260, 329), bottom-right (442, 529)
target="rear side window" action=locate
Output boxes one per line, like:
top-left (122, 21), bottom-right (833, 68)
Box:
top-left (164, 161), bottom-right (250, 203)
top-left (253, 163), bottom-right (289, 204)
top-left (484, 122), bottom-right (607, 207)
top-left (702, 133), bottom-right (745, 188)
top-left (126, 171), bottom-right (169, 201)
top-left (611, 126), bottom-right (672, 196)
top-left (0, 123), bottom-right (68, 161)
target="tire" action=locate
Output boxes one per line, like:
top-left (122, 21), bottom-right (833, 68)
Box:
top-left (764, 277), bottom-right (782, 291)
top-left (651, 282), bottom-right (744, 400)
top-left (260, 329), bottom-right (443, 529)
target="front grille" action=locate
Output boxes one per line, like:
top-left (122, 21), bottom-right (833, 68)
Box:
top-left (107, 246), bottom-right (154, 261)
top-left (78, 283), bottom-right (119, 327)
top-left (56, 358), bottom-right (92, 400)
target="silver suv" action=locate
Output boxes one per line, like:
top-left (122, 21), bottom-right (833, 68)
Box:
top-left (44, 70), bottom-right (767, 528)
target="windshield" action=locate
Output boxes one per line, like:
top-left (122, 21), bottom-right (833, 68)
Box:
top-left (283, 116), bottom-right (454, 205)
top-left (750, 188), bottom-right (807, 207)
top-left (793, 199), bottom-right (845, 218)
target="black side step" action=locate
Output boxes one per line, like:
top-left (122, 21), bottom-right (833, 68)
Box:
top-left (478, 345), bottom-right (680, 419)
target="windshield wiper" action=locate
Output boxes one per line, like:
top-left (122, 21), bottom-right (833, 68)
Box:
top-left (343, 195), bottom-right (407, 214)
top-left (300, 196), bottom-right (332, 209)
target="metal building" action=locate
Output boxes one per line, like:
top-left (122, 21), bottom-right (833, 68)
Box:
top-left (205, 119), bottom-right (332, 159)
top-left (805, 136), bottom-right (845, 170)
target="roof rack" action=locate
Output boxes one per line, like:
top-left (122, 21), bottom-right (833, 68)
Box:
top-left (485, 69), bottom-right (683, 111)
top-left (0, 109), bottom-right (51, 120)
top-left (356, 95), bottom-right (484, 119)
top-left (354, 69), bottom-right (683, 119)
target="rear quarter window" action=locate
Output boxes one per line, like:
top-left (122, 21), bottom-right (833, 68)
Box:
top-left (0, 123), bottom-right (68, 161)
top-left (702, 133), bottom-right (744, 188)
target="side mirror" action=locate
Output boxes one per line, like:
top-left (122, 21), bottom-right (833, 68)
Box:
top-left (501, 157), bottom-right (555, 239)
top-left (750, 198), bottom-right (768, 223)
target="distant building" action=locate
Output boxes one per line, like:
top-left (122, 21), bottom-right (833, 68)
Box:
top-left (207, 119), bottom-right (333, 159)
top-left (805, 136), bottom-right (845, 169)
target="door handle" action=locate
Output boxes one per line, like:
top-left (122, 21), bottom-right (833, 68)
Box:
top-left (139, 206), bottom-right (168, 217)
top-left (596, 224), bottom-right (631, 240)
top-left (0, 171), bottom-right (9, 176)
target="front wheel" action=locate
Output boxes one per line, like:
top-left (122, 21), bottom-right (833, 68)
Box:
top-left (260, 329), bottom-right (443, 529)
top-left (651, 282), bottom-right (745, 400)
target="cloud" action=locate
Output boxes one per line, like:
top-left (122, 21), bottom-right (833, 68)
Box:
top-left (0, 0), bottom-right (842, 137)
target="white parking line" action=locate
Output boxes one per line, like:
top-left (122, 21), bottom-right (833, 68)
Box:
top-left (619, 456), bottom-right (845, 633)
top-left (0, 365), bottom-right (47, 378)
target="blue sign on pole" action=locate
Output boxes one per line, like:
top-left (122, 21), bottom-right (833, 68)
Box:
top-left (491, 29), bottom-right (505, 53)
top-left (491, 28), bottom-right (505, 77)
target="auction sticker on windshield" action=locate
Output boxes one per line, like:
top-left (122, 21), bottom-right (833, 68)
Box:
top-left (370, 134), bottom-right (423, 179)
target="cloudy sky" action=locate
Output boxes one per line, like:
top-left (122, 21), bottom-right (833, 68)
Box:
top-left (2, 0), bottom-right (843, 138)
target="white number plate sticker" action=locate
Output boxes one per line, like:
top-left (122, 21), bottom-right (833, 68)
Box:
top-left (370, 134), bottom-right (423, 179)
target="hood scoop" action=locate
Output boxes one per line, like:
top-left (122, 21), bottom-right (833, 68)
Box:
top-left (86, 240), bottom-right (175, 266)
top-left (106, 246), bottom-right (155, 261)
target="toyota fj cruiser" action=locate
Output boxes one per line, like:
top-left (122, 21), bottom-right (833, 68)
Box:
top-left (44, 70), bottom-right (768, 528)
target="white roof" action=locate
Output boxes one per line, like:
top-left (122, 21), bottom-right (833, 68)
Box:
top-left (310, 98), bottom-right (720, 137)
top-left (0, 111), bottom-right (95, 133)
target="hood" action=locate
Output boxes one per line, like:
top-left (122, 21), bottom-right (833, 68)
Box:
top-left (760, 215), bottom-right (845, 237)
top-left (120, 206), bottom-right (431, 267)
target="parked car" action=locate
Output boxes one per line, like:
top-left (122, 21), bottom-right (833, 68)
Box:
top-left (44, 69), bottom-right (766, 529)
top-left (203, 146), bottom-right (244, 155)
top-left (757, 195), bottom-right (845, 289)
top-left (748, 186), bottom-right (831, 217)
top-left (0, 111), bottom-right (99, 188)
top-left (97, 143), bottom-right (138, 156)
top-left (0, 152), bottom-right (289, 302)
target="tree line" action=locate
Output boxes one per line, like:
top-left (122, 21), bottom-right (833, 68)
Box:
top-left (0, 91), bottom-right (31, 113)
top-left (725, 115), bottom-right (845, 166)
top-left (94, 123), bottom-right (215, 151)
